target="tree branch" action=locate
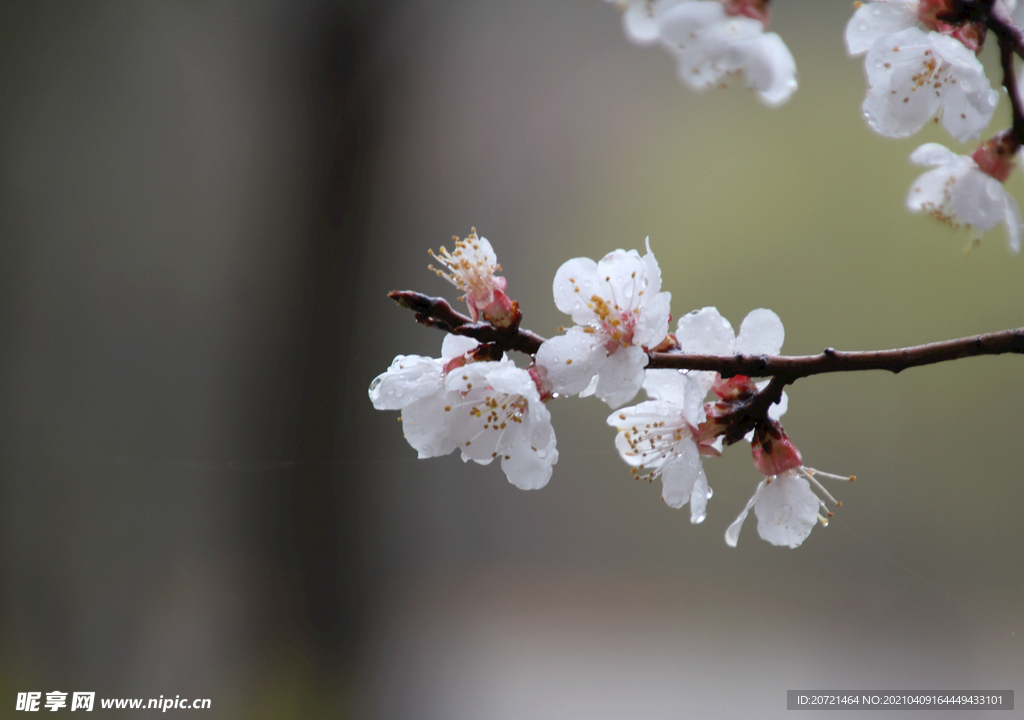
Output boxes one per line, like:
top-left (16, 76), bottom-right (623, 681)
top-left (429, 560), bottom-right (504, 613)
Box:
top-left (391, 290), bottom-right (1024, 385)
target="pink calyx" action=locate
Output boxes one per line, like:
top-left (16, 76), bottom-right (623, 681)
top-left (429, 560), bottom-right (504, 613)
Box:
top-left (972, 133), bottom-right (1017, 184)
top-left (751, 422), bottom-right (803, 476)
top-left (721, 0), bottom-right (770, 26)
top-left (917, 0), bottom-right (984, 52)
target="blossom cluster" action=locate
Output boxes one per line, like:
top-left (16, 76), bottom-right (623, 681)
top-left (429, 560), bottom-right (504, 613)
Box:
top-left (844, 0), bottom-right (1023, 252)
top-left (604, 0), bottom-right (1024, 252)
top-left (605, 0), bottom-right (797, 106)
top-left (371, 232), bottom-right (853, 548)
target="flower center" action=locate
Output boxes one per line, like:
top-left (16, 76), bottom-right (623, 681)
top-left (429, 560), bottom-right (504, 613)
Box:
top-left (616, 413), bottom-right (692, 482)
top-left (588, 294), bottom-right (639, 349)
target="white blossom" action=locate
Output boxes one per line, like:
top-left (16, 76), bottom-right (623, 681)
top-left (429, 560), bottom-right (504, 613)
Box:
top-left (907, 142), bottom-right (1023, 253)
top-left (445, 360), bottom-right (558, 490)
top-left (658, 1), bottom-right (798, 107)
top-left (429, 228), bottom-right (518, 328)
top-left (369, 336), bottom-right (558, 489)
top-left (861, 27), bottom-right (997, 142)
top-left (724, 471), bottom-right (820, 548)
top-left (536, 239), bottom-right (671, 408)
top-left (607, 386), bottom-right (712, 522)
top-left (725, 467), bottom-right (853, 548)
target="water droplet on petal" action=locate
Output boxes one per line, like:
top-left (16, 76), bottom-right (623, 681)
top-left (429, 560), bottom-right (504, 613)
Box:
top-left (871, 7), bottom-right (881, 16)
top-left (369, 377), bottom-right (382, 392)
top-left (774, 504), bottom-right (792, 524)
top-left (858, 20), bottom-right (869, 30)
top-left (706, 487), bottom-right (713, 499)
top-left (694, 512), bottom-right (707, 523)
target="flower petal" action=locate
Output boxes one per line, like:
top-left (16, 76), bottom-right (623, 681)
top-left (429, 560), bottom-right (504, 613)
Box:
top-left (659, 436), bottom-right (705, 512)
top-left (368, 355), bottom-right (443, 410)
top-left (676, 306), bottom-right (735, 355)
top-left (753, 472), bottom-right (819, 548)
top-left (736, 308), bottom-right (784, 356)
top-left (535, 328), bottom-right (605, 397)
top-left (844, 0), bottom-right (916, 56)
top-left (725, 480), bottom-right (764, 547)
top-left (1004, 192), bottom-right (1023, 254)
top-left (401, 395), bottom-right (457, 458)
top-left (743, 31), bottom-right (797, 107)
top-left (501, 408), bottom-right (557, 490)
top-left (594, 344), bottom-right (648, 408)
top-left (552, 256), bottom-right (602, 323)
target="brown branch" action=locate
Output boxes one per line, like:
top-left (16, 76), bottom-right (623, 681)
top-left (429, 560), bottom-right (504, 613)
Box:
top-left (987, 0), bottom-right (1024, 144)
top-left (389, 290), bottom-right (545, 355)
top-left (391, 290), bottom-right (1024, 385)
top-left (650, 328), bottom-right (1024, 382)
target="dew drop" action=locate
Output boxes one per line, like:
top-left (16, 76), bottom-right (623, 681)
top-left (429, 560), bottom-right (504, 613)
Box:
top-left (774, 504), bottom-right (792, 524)
top-left (706, 487), bottom-right (713, 499)
top-left (369, 377), bottom-right (382, 392)
top-left (872, 6), bottom-right (881, 15)
top-left (694, 512), bottom-right (707, 524)
top-left (858, 20), bottom-right (869, 31)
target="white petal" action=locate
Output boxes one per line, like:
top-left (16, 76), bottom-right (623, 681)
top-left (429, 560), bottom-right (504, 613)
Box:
top-left (579, 373), bottom-right (600, 398)
top-left (688, 469), bottom-right (710, 524)
top-left (769, 390), bottom-right (789, 420)
top-left (753, 472), bottom-right (819, 548)
top-left (676, 306), bottom-right (736, 355)
top-left (642, 370), bottom-right (705, 425)
top-left (501, 401), bottom-right (557, 490)
top-left (622, 0), bottom-right (661, 45)
top-left (658, 436), bottom-right (705, 513)
top-left (401, 395), bottom-right (457, 459)
top-left (633, 290), bottom-right (672, 348)
top-left (736, 308), bottom-right (785, 356)
top-left (501, 430), bottom-right (556, 490)
top-left (535, 328), bottom-right (605, 396)
top-left (659, 0), bottom-right (729, 50)
top-left (906, 166), bottom-right (953, 213)
top-left (641, 237), bottom-right (663, 296)
top-left (1004, 192), bottom-right (1022, 254)
top-left (953, 168), bottom-right (1007, 231)
top-left (844, 0), bottom-right (916, 56)
top-left (440, 334), bottom-right (480, 362)
top-left (368, 355), bottom-right (443, 410)
top-left (725, 480), bottom-right (764, 547)
top-left (941, 84), bottom-right (999, 143)
top-left (743, 32), bottom-right (797, 107)
top-left (594, 344), bottom-right (648, 408)
top-left (552, 256), bottom-right (602, 323)
top-left (909, 142), bottom-right (958, 167)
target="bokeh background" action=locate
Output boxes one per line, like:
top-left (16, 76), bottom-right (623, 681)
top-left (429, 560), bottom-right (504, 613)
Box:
top-left (0, 1), bottom-right (1021, 718)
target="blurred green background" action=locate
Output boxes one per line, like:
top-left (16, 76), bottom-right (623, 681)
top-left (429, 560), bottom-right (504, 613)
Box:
top-left (0, 1), bottom-right (1021, 718)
